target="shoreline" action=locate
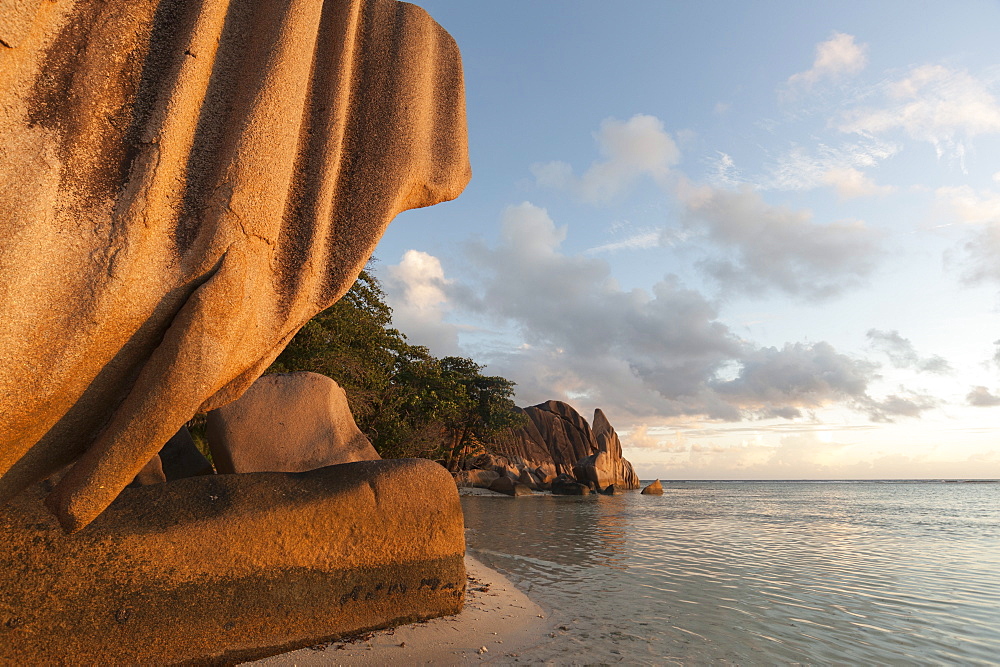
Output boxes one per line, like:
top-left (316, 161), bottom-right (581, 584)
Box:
top-left (249, 555), bottom-right (554, 665)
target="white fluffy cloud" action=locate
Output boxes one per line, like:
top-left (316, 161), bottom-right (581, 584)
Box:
top-left (787, 32), bottom-right (868, 89)
top-left (678, 183), bottom-right (882, 299)
top-left (838, 65), bottom-right (1000, 162)
top-left (821, 167), bottom-right (894, 200)
top-left (935, 185), bottom-right (1000, 225)
top-left (931, 186), bottom-right (1000, 284)
top-left (384, 250), bottom-right (461, 355)
top-left (531, 114), bottom-right (680, 203)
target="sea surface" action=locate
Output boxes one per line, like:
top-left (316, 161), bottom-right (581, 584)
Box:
top-left (461, 481), bottom-right (1000, 665)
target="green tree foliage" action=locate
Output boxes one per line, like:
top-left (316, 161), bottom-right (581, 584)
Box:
top-left (267, 269), bottom-right (523, 463)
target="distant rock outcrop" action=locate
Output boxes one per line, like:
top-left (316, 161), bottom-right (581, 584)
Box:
top-left (641, 479), bottom-right (664, 495)
top-left (206, 372), bottom-right (380, 474)
top-left (574, 409), bottom-right (640, 490)
top-left (477, 401), bottom-right (640, 492)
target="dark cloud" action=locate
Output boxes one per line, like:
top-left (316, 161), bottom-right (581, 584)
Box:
top-left (864, 391), bottom-right (939, 422)
top-left (712, 342), bottom-right (876, 419)
top-left (678, 184), bottom-right (882, 300)
top-left (967, 386), bottom-right (1000, 407)
top-left (866, 329), bottom-right (952, 374)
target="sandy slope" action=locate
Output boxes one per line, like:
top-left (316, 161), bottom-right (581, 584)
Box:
top-left (249, 555), bottom-right (553, 665)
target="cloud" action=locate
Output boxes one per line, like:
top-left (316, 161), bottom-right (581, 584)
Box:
top-left (531, 114), bottom-right (680, 203)
top-left (711, 342), bottom-right (876, 419)
top-left (821, 167), bottom-right (894, 199)
top-left (757, 141), bottom-right (899, 193)
top-left (452, 202), bottom-right (891, 424)
top-left (866, 329), bottom-right (952, 374)
top-left (787, 32), bottom-right (868, 89)
top-left (864, 391), bottom-right (939, 422)
top-left (586, 228), bottom-right (661, 254)
top-left (934, 186), bottom-right (1000, 225)
top-left (634, 436), bottom-right (1000, 480)
top-left (678, 183), bottom-right (882, 299)
top-left (961, 222), bottom-right (1000, 285)
top-left (838, 65), bottom-right (1000, 163)
top-left (967, 386), bottom-right (1000, 407)
top-left (383, 250), bottom-right (461, 355)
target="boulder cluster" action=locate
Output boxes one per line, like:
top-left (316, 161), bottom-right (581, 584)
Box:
top-left (456, 401), bottom-right (641, 495)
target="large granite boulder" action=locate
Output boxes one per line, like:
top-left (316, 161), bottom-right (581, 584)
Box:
top-left (0, 458), bottom-right (465, 663)
top-left (484, 402), bottom-right (640, 491)
top-left (573, 409), bottom-right (640, 491)
top-left (0, 0), bottom-right (470, 531)
top-left (206, 372), bottom-right (379, 474)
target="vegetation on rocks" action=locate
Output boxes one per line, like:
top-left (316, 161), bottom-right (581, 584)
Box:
top-left (267, 269), bottom-right (524, 466)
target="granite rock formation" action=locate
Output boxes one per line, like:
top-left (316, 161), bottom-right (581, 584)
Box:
top-left (483, 401), bottom-right (640, 491)
top-left (641, 479), bottom-right (664, 495)
top-left (0, 459), bottom-right (465, 664)
top-left (207, 372), bottom-right (379, 474)
top-left (0, 0), bottom-right (470, 531)
top-left (574, 409), bottom-right (641, 490)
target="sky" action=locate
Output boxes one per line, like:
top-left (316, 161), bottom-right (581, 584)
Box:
top-left (371, 0), bottom-right (1000, 479)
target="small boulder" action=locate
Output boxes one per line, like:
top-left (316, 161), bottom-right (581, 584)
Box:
top-left (489, 477), bottom-right (533, 497)
top-left (207, 372), bottom-right (379, 474)
top-left (641, 479), bottom-right (664, 495)
top-left (601, 484), bottom-right (622, 495)
top-left (551, 478), bottom-right (590, 495)
top-left (518, 468), bottom-right (541, 489)
top-left (454, 469), bottom-right (500, 489)
top-left (489, 476), bottom-right (516, 496)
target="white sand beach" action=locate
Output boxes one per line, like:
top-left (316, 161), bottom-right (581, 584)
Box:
top-left (250, 555), bottom-right (553, 665)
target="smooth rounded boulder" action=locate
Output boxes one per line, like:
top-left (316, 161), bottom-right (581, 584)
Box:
top-left (206, 372), bottom-right (379, 474)
top-left (641, 479), bottom-right (665, 495)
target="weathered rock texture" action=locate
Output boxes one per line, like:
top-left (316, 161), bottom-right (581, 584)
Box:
top-left (574, 409), bottom-right (641, 491)
top-left (0, 458), bottom-right (465, 664)
top-left (207, 372), bottom-right (379, 474)
top-left (486, 402), bottom-right (640, 490)
top-left (0, 0), bottom-right (470, 531)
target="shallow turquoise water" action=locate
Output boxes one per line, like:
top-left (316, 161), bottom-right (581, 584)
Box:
top-left (461, 481), bottom-right (1000, 665)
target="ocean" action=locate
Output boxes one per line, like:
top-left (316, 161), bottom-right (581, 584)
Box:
top-left (461, 481), bottom-right (1000, 665)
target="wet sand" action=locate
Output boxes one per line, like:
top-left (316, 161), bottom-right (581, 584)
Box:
top-left (249, 555), bottom-right (553, 665)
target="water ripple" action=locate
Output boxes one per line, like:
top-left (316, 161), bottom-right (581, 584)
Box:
top-left (463, 481), bottom-right (1000, 665)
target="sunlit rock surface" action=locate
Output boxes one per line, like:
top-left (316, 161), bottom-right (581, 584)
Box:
top-left (486, 402), bottom-right (640, 490)
top-left (0, 0), bottom-right (470, 531)
top-left (207, 372), bottom-right (380, 474)
top-left (0, 459), bottom-right (466, 664)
